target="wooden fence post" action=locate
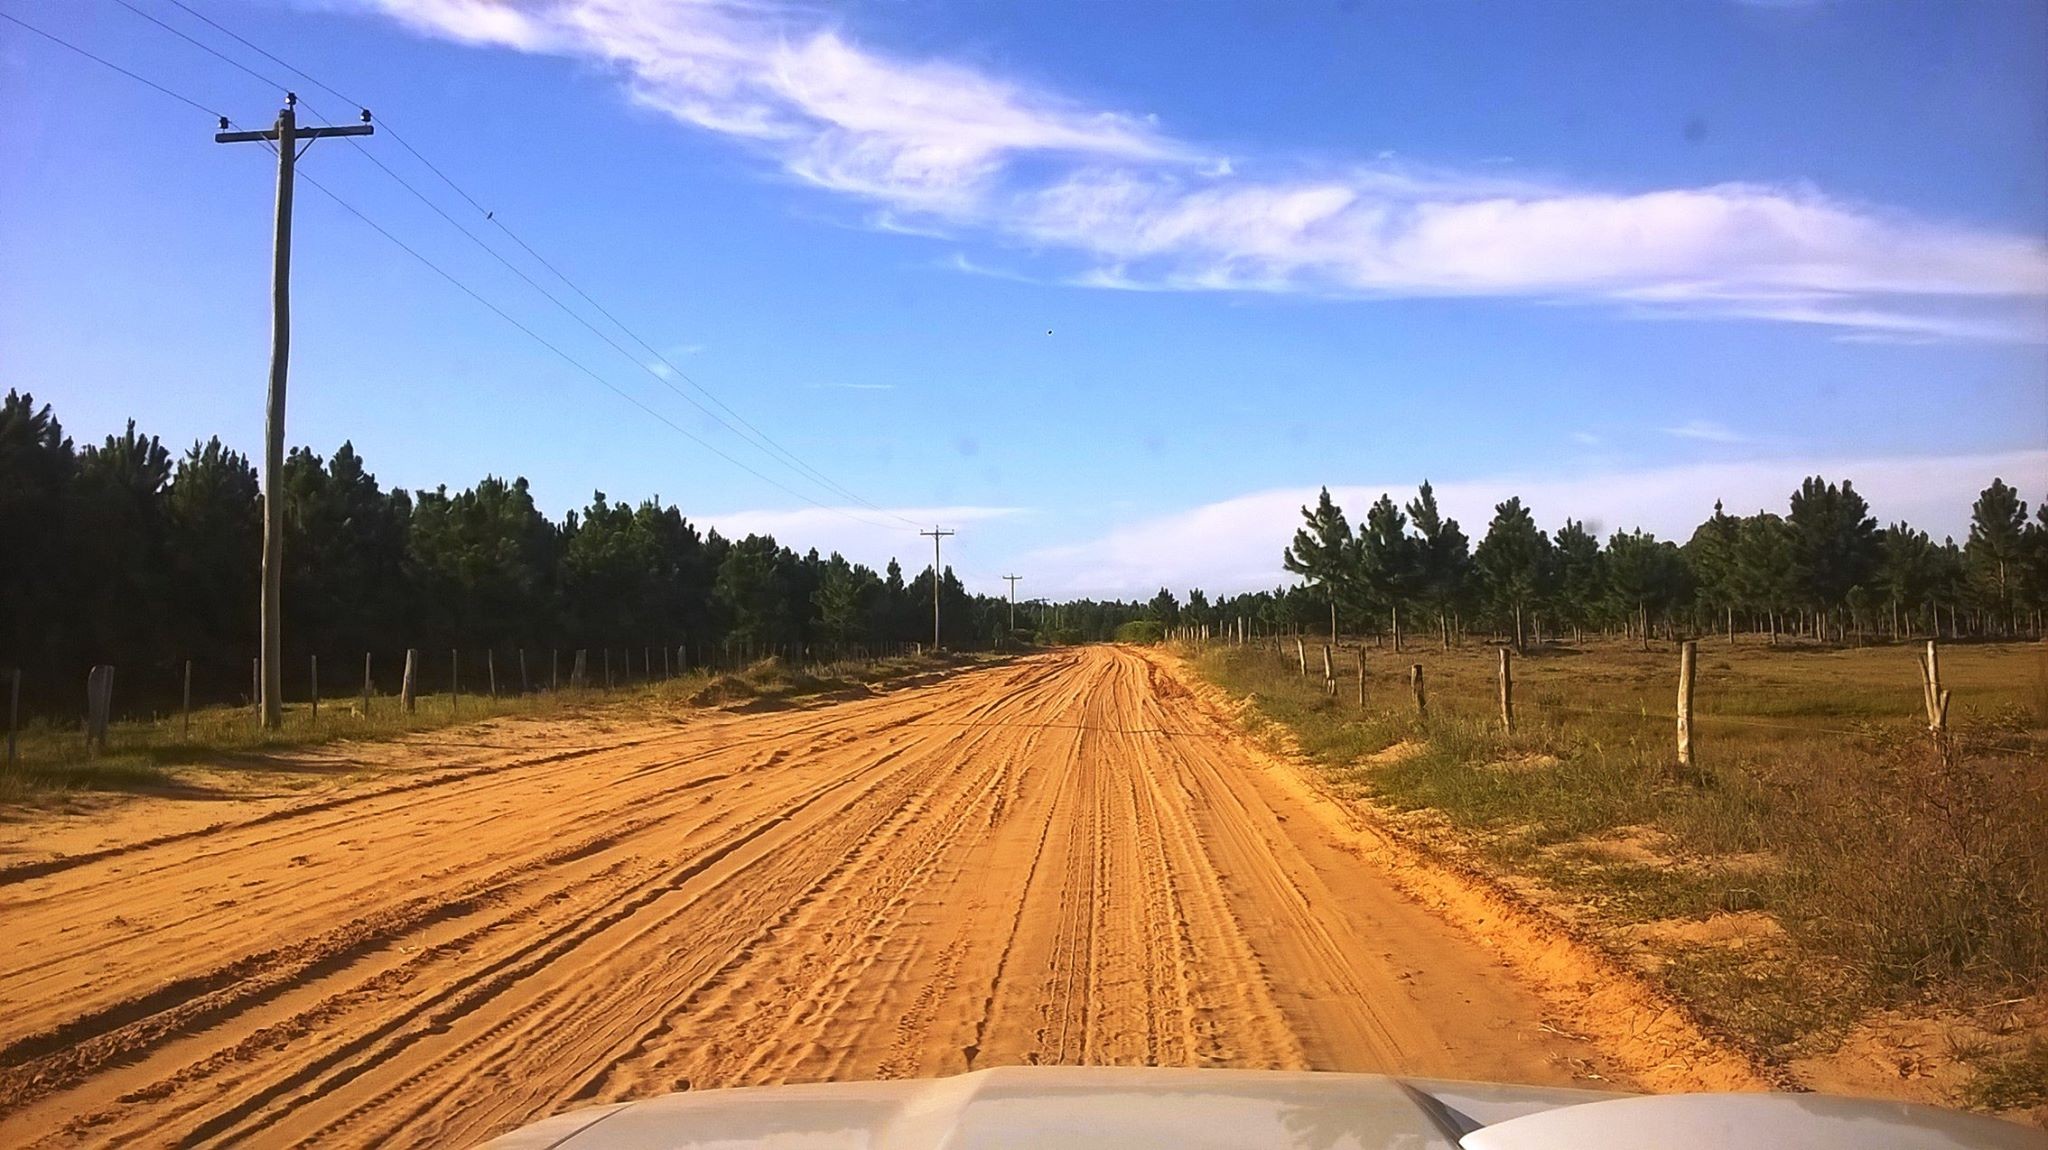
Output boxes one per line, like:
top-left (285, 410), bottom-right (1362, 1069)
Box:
top-left (451, 649), bottom-right (461, 713)
top-left (1409, 663), bottom-right (1426, 719)
top-left (571, 649), bottom-right (588, 689)
top-left (1356, 647), bottom-right (1366, 707)
top-left (644, 646), bottom-right (652, 682)
top-left (1920, 639), bottom-right (1950, 734)
top-left (663, 644), bottom-right (672, 679)
top-left (310, 655), bottom-right (319, 726)
top-left (1498, 646), bottom-right (1514, 734)
top-left (85, 664), bottom-right (113, 755)
top-left (487, 649), bottom-right (498, 699)
top-left (1677, 640), bottom-right (1697, 767)
top-left (1321, 644), bottom-right (1334, 697)
top-left (361, 652), bottom-right (373, 716)
top-left (251, 656), bottom-right (261, 726)
top-left (552, 648), bottom-right (560, 691)
top-left (604, 648), bottom-right (613, 690)
top-left (401, 648), bottom-right (418, 713)
top-left (5, 667), bottom-right (18, 765)
top-left (7, 667), bottom-right (20, 765)
top-left (519, 649), bottom-right (529, 695)
top-left (182, 659), bottom-right (193, 738)
top-left (1296, 638), bottom-right (1307, 677)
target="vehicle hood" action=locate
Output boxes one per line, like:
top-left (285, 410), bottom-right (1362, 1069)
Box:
top-left (477, 1066), bottom-right (2043, 1149)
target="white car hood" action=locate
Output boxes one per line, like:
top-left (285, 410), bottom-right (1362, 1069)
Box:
top-left (478, 1066), bottom-right (2043, 1149)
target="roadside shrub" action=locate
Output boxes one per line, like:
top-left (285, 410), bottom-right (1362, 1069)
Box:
top-left (1114, 620), bottom-right (1164, 643)
top-left (1769, 727), bottom-right (2046, 997)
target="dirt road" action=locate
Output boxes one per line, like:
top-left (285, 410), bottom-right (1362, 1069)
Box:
top-left (0, 646), bottom-right (1612, 1147)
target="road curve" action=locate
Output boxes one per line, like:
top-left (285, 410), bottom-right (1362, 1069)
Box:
top-left (0, 645), bottom-right (1609, 1147)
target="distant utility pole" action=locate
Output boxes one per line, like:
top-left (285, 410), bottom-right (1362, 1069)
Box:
top-left (216, 95), bottom-right (373, 730)
top-left (920, 527), bottom-right (955, 651)
top-left (1003, 575), bottom-right (1022, 636)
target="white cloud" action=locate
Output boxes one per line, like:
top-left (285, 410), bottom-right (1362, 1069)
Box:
top-left (1662, 420), bottom-right (1748, 443)
top-left (355, 0), bottom-right (2048, 340)
top-left (1018, 450), bottom-right (2048, 598)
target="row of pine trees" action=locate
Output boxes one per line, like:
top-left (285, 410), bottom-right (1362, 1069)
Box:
top-left (7, 386), bottom-right (2042, 714)
top-left (1265, 477), bottom-right (2048, 650)
top-left (0, 391), bottom-right (1041, 717)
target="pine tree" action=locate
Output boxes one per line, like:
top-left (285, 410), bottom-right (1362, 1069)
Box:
top-left (1878, 523), bottom-right (1939, 639)
top-left (1965, 478), bottom-right (2029, 632)
top-left (1473, 497), bottom-right (1551, 651)
top-left (1787, 476), bottom-right (1878, 642)
top-left (1281, 487), bottom-right (1354, 643)
top-left (1685, 500), bottom-right (1742, 639)
top-left (1406, 480), bottom-right (1471, 649)
top-left (1551, 519), bottom-right (1605, 642)
top-left (1605, 530), bottom-right (1687, 648)
top-left (1358, 493), bottom-right (1420, 651)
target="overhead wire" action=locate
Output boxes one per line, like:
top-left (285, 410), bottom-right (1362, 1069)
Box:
top-left (2, 9), bottom-right (227, 120)
top-left (131, 0), bottom-right (925, 531)
top-left (18, 4), bottom-right (897, 529)
top-left (93, 0), bottom-right (914, 533)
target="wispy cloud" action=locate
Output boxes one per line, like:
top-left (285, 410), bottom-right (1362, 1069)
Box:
top-left (1661, 419), bottom-right (1748, 443)
top-left (1018, 450), bottom-right (2048, 597)
top-left (354, 0), bottom-right (2048, 340)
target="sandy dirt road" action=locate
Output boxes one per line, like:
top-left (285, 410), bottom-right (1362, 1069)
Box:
top-left (0, 645), bottom-right (1613, 1147)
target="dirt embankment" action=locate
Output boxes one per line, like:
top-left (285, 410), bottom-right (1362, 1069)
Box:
top-left (3, 646), bottom-right (1735, 1147)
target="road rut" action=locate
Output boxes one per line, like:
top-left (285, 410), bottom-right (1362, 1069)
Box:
top-left (0, 645), bottom-right (1609, 1147)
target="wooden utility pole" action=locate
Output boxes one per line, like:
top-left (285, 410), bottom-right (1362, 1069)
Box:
top-left (920, 527), bottom-right (955, 651)
top-left (1003, 575), bottom-right (1022, 639)
top-left (217, 97), bottom-right (372, 730)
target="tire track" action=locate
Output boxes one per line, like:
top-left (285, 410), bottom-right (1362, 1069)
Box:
top-left (0, 646), bottom-right (1611, 1149)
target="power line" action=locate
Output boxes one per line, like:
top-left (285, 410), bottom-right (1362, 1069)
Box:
top-left (132, 0), bottom-right (923, 529)
top-left (1, 9), bottom-right (226, 121)
top-left (289, 168), bottom-right (910, 530)
top-left (89, 0), bottom-right (914, 533)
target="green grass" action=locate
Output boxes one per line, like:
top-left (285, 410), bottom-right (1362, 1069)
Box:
top-left (0, 651), bottom-right (993, 804)
top-left (1188, 635), bottom-right (2048, 1079)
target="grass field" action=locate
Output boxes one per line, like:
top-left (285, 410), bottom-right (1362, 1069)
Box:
top-left (0, 651), bottom-right (990, 804)
top-left (1188, 634), bottom-right (2048, 1114)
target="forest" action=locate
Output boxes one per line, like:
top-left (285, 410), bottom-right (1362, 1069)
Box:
top-left (1260, 475), bottom-right (2048, 651)
top-left (5, 387), bottom-right (2043, 719)
top-left (0, 390), bottom-right (1124, 719)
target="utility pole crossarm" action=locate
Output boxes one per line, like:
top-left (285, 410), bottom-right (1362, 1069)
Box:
top-left (215, 123), bottom-right (372, 144)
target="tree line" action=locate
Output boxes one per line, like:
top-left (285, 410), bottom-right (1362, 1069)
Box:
top-left (1258, 476), bottom-right (2048, 651)
top-left (0, 391), bottom-right (1035, 718)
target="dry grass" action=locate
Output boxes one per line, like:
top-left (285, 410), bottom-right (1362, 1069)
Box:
top-left (1190, 635), bottom-right (2048, 1095)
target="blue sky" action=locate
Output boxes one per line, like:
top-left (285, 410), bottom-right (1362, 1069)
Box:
top-left (3, 0), bottom-right (2044, 597)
